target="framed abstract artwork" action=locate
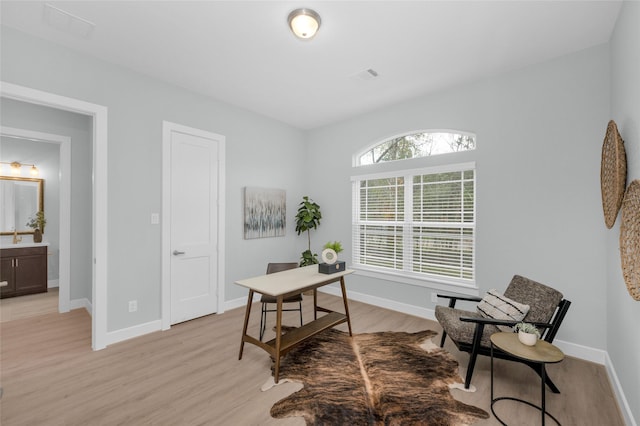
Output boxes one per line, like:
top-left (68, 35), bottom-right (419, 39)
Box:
top-left (244, 187), bottom-right (286, 239)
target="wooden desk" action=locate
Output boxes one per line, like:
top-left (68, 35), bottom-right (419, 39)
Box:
top-left (490, 332), bottom-right (565, 425)
top-left (236, 265), bottom-right (354, 383)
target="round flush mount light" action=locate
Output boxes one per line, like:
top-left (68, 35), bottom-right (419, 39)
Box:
top-left (288, 8), bottom-right (321, 39)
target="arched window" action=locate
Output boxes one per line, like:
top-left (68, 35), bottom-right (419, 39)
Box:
top-left (356, 130), bottom-right (475, 166)
top-left (352, 130), bottom-right (476, 288)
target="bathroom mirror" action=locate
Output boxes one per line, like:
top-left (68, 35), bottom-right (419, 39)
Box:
top-left (0, 176), bottom-right (44, 235)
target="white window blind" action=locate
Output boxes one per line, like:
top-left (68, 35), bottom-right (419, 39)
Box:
top-left (352, 164), bottom-right (475, 284)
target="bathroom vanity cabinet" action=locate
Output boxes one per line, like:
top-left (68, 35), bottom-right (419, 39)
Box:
top-left (0, 245), bottom-right (48, 298)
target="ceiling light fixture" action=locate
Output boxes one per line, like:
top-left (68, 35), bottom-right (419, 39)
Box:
top-left (288, 8), bottom-right (321, 40)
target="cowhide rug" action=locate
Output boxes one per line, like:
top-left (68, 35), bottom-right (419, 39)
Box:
top-left (266, 328), bottom-right (489, 425)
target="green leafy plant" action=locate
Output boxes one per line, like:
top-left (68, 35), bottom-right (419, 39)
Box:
top-left (299, 250), bottom-right (318, 266)
top-left (26, 211), bottom-right (46, 233)
top-left (514, 322), bottom-right (541, 338)
top-left (323, 241), bottom-right (343, 254)
top-left (295, 196), bottom-right (322, 266)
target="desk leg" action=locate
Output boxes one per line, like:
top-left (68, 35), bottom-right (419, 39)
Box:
top-left (238, 289), bottom-right (254, 360)
top-left (340, 277), bottom-right (353, 336)
top-left (313, 289), bottom-right (318, 320)
top-left (274, 296), bottom-right (283, 383)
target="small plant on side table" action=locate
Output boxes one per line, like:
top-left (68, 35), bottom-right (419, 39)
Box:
top-left (514, 322), bottom-right (540, 346)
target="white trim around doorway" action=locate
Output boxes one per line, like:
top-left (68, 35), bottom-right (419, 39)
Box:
top-left (1, 81), bottom-right (109, 350)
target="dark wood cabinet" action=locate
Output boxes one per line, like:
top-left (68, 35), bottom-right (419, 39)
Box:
top-left (0, 246), bottom-right (48, 298)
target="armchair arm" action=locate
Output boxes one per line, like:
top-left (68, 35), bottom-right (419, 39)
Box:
top-left (437, 294), bottom-right (482, 309)
top-left (459, 316), bottom-right (556, 366)
top-left (460, 316), bottom-right (554, 331)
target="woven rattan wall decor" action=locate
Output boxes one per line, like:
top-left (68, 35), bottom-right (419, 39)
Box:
top-left (600, 120), bottom-right (627, 228)
top-left (620, 180), bottom-right (640, 301)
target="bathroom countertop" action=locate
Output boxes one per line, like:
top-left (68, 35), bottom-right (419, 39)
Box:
top-left (0, 241), bottom-right (50, 249)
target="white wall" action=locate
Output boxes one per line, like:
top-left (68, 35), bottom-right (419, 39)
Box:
top-left (609, 1), bottom-right (640, 423)
top-left (1, 99), bottom-right (92, 301)
top-left (1, 24), bottom-right (613, 348)
top-left (306, 44), bottom-right (610, 352)
top-left (0, 26), bottom-right (308, 332)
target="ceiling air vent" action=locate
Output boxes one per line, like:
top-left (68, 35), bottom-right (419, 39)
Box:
top-left (351, 68), bottom-right (379, 81)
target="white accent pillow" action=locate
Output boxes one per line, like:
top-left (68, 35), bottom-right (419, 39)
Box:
top-left (477, 289), bottom-right (530, 332)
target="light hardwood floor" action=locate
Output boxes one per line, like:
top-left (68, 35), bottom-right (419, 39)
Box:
top-left (0, 293), bottom-right (624, 425)
top-left (0, 288), bottom-right (58, 323)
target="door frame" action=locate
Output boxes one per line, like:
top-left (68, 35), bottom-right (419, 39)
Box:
top-left (161, 121), bottom-right (225, 330)
top-left (0, 126), bottom-right (71, 313)
top-left (1, 81), bottom-right (109, 350)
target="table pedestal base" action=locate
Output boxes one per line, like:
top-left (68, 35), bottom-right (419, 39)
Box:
top-left (490, 341), bottom-right (562, 426)
top-left (491, 397), bottom-right (561, 426)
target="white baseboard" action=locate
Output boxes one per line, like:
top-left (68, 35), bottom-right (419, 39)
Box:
top-left (321, 285), bottom-right (638, 424)
top-left (199, 287), bottom-right (637, 426)
top-left (225, 293), bottom-right (261, 312)
top-left (230, 286), bottom-right (622, 366)
top-left (552, 339), bottom-right (606, 364)
top-left (48, 279), bottom-right (59, 289)
top-left (320, 285), bottom-right (610, 364)
top-left (321, 286), bottom-right (639, 425)
top-left (69, 298), bottom-right (92, 316)
top-left (106, 320), bottom-right (162, 346)
top-left (319, 284), bottom-right (436, 320)
top-left (104, 294), bottom-right (253, 347)
top-left (605, 353), bottom-right (637, 426)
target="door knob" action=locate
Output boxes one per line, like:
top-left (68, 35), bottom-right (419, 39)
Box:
top-left (173, 250), bottom-right (185, 256)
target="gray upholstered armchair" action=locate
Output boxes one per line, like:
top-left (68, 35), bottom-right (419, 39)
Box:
top-left (434, 275), bottom-right (571, 392)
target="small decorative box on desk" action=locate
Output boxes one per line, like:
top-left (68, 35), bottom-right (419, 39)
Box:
top-left (319, 261), bottom-right (346, 274)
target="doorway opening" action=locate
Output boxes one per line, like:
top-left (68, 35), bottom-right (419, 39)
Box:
top-left (0, 126), bottom-right (71, 316)
top-left (1, 81), bottom-right (108, 350)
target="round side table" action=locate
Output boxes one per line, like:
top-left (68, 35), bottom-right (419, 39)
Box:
top-left (490, 332), bottom-right (564, 426)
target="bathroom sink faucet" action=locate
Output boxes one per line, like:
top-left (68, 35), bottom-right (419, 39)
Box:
top-left (12, 229), bottom-right (22, 244)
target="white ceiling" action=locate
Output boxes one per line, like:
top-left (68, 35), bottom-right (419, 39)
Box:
top-left (1, 1), bottom-right (622, 130)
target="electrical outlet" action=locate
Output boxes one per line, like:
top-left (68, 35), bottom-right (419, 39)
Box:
top-left (431, 293), bottom-right (438, 303)
top-left (128, 300), bottom-right (137, 312)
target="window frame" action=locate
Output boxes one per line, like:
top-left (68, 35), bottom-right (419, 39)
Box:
top-left (353, 129), bottom-right (477, 167)
top-left (351, 161), bottom-right (477, 292)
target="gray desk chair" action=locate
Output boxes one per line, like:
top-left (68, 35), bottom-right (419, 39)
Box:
top-left (259, 262), bottom-right (302, 341)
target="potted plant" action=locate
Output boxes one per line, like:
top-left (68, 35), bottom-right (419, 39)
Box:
top-left (26, 211), bottom-right (46, 243)
top-left (514, 322), bottom-right (540, 346)
top-left (322, 240), bottom-right (343, 260)
top-left (319, 240), bottom-right (346, 274)
top-left (295, 196), bottom-right (322, 266)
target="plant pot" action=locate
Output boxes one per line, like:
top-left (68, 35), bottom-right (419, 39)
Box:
top-left (518, 331), bottom-right (537, 346)
top-left (33, 228), bottom-right (43, 243)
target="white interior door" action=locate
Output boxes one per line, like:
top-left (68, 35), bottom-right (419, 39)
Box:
top-left (169, 128), bottom-right (221, 325)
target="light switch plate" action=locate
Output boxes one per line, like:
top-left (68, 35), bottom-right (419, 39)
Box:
top-left (151, 213), bottom-right (160, 224)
